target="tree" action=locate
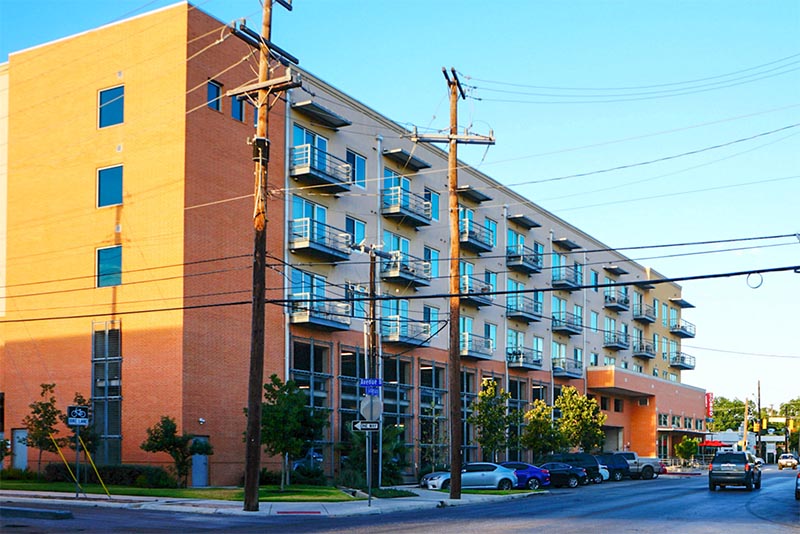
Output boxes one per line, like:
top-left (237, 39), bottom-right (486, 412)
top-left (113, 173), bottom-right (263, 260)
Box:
top-left (418, 398), bottom-right (448, 473)
top-left (520, 399), bottom-right (564, 463)
top-left (467, 378), bottom-right (515, 462)
top-left (674, 436), bottom-right (699, 466)
top-left (21, 383), bottom-right (66, 477)
top-left (555, 386), bottom-right (606, 452)
top-left (709, 397), bottom-right (754, 433)
top-left (341, 424), bottom-right (409, 487)
top-left (140, 416), bottom-right (213, 487)
top-left (259, 374), bottom-right (327, 490)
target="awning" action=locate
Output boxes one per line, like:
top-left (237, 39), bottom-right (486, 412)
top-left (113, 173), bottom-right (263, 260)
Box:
top-left (698, 440), bottom-right (727, 447)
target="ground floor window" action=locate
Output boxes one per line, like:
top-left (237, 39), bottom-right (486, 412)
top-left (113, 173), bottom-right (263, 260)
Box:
top-left (92, 320), bottom-right (121, 465)
top-left (419, 359), bottom-right (448, 470)
top-left (291, 337), bottom-right (333, 460)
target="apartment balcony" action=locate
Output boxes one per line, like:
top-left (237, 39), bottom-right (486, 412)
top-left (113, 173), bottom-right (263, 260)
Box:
top-left (459, 220), bottom-right (494, 254)
top-left (632, 340), bottom-right (656, 359)
top-left (603, 331), bottom-right (630, 351)
top-left (506, 294), bottom-right (543, 323)
top-left (288, 219), bottom-right (351, 262)
top-left (506, 244), bottom-right (543, 274)
top-left (380, 186), bottom-right (432, 228)
top-left (460, 332), bottom-right (493, 361)
top-left (553, 357), bottom-right (583, 378)
top-left (506, 346), bottom-right (543, 370)
top-left (381, 316), bottom-right (431, 346)
top-left (603, 288), bottom-right (630, 312)
top-left (289, 144), bottom-right (351, 193)
top-left (551, 265), bottom-right (581, 291)
top-left (670, 319), bottom-right (696, 338)
top-left (669, 351), bottom-right (696, 370)
top-left (460, 275), bottom-right (494, 307)
top-left (380, 252), bottom-right (431, 288)
top-left (289, 294), bottom-right (350, 331)
top-left (551, 311), bottom-right (582, 336)
top-left (632, 302), bottom-right (657, 324)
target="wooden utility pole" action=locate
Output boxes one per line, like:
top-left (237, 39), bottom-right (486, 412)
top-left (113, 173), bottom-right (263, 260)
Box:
top-left (412, 68), bottom-right (494, 500)
top-left (228, 0), bottom-right (299, 513)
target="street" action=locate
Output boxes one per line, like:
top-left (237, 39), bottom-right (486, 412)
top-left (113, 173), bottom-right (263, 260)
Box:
top-left (3, 467), bottom-right (798, 533)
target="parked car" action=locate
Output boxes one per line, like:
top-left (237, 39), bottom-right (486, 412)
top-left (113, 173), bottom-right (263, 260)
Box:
top-left (617, 451), bottom-right (661, 480)
top-left (795, 470), bottom-right (800, 500)
top-left (539, 462), bottom-right (588, 488)
top-left (594, 452), bottom-right (632, 481)
top-left (291, 450), bottom-right (323, 471)
top-left (778, 453), bottom-right (798, 470)
top-left (420, 470), bottom-right (449, 488)
top-left (542, 453), bottom-right (603, 484)
top-left (598, 464), bottom-right (610, 481)
top-left (501, 461), bottom-right (551, 490)
top-left (420, 462), bottom-right (518, 490)
top-left (708, 451), bottom-right (761, 491)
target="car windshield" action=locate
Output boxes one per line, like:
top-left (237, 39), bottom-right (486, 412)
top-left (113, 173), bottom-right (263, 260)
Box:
top-left (714, 453), bottom-right (745, 463)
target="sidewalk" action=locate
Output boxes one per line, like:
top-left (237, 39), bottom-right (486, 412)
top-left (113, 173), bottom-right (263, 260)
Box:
top-left (0, 486), bottom-right (542, 518)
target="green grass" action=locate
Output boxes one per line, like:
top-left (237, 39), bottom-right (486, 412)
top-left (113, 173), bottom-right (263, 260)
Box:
top-left (0, 480), bottom-right (359, 502)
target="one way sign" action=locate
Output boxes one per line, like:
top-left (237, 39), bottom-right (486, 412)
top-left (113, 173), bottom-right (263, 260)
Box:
top-left (351, 420), bottom-right (380, 432)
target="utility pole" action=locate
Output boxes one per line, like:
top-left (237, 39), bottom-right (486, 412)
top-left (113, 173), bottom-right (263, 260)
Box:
top-left (743, 398), bottom-right (749, 453)
top-left (412, 67), bottom-right (494, 499)
top-left (757, 380), bottom-right (762, 458)
top-left (228, 0), bottom-right (299, 513)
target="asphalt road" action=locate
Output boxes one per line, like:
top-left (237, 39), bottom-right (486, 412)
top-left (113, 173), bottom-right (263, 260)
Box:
top-left (3, 466), bottom-right (798, 533)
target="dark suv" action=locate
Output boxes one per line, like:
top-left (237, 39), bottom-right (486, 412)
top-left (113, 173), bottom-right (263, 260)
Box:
top-left (542, 453), bottom-right (603, 484)
top-left (708, 451), bottom-right (761, 491)
top-left (594, 452), bottom-right (631, 481)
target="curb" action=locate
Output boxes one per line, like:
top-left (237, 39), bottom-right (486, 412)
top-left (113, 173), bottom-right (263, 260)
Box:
top-left (0, 506), bottom-right (73, 520)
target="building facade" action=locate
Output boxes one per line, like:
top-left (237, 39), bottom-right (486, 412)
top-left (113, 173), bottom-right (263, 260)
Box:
top-left (0, 3), bottom-right (705, 485)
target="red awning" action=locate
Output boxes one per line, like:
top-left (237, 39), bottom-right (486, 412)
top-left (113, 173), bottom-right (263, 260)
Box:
top-left (698, 440), bottom-right (726, 447)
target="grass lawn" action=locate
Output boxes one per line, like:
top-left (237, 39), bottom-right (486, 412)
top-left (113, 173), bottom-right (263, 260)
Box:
top-left (0, 480), bottom-right (359, 502)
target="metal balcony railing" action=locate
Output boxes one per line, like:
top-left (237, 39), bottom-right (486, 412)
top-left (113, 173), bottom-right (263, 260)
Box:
top-left (506, 244), bottom-right (543, 274)
top-left (460, 275), bottom-right (494, 306)
top-left (381, 186), bottom-right (431, 226)
top-left (552, 357), bottom-right (583, 377)
top-left (288, 218), bottom-right (351, 260)
top-left (290, 144), bottom-right (351, 190)
top-left (632, 302), bottom-right (657, 323)
top-left (289, 292), bottom-right (350, 330)
top-left (506, 294), bottom-right (543, 322)
top-left (459, 220), bottom-right (494, 252)
top-left (632, 340), bottom-right (656, 359)
top-left (381, 316), bottom-right (431, 345)
top-left (506, 346), bottom-right (543, 368)
top-left (669, 351), bottom-right (696, 369)
top-left (460, 332), bottom-right (493, 359)
top-left (380, 251), bottom-right (431, 286)
top-left (552, 265), bottom-right (581, 289)
top-left (552, 310), bottom-right (582, 335)
top-left (670, 319), bottom-right (696, 338)
top-left (603, 330), bottom-right (630, 350)
top-left (604, 288), bottom-right (630, 311)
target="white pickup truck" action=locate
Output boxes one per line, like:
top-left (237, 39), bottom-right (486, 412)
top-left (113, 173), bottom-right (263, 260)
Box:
top-left (618, 452), bottom-right (662, 480)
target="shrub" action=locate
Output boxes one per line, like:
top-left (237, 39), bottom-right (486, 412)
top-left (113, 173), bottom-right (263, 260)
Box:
top-left (292, 465), bottom-right (326, 486)
top-left (43, 463), bottom-right (177, 488)
top-left (0, 467), bottom-right (37, 481)
top-left (334, 467), bottom-right (365, 489)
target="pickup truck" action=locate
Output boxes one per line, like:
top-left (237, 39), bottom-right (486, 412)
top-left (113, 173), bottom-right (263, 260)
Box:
top-left (617, 452), bottom-right (662, 480)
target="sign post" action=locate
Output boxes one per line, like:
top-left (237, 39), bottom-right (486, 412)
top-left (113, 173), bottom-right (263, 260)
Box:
top-left (357, 390), bottom-right (383, 506)
top-left (67, 405), bottom-right (90, 498)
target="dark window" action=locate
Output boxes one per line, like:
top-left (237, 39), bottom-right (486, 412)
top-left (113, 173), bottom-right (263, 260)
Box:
top-left (97, 246), bottom-right (122, 287)
top-left (600, 396), bottom-right (610, 410)
top-left (97, 166), bottom-right (123, 207)
top-left (614, 399), bottom-right (624, 412)
top-left (92, 321), bottom-right (122, 465)
top-left (231, 96), bottom-right (245, 121)
top-left (99, 86), bottom-right (124, 128)
top-left (207, 81), bottom-right (222, 111)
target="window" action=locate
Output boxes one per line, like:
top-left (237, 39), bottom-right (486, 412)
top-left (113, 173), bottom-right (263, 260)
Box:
top-left (484, 323), bottom-right (497, 351)
top-left (92, 320), bottom-right (122, 464)
top-left (573, 347), bottom-right (583, 364)
top-left (99, 85), bottom-right (124, 128)
top-left (384, 230), bottom-right (410, 258)
top-left (97, 165), bottom-right (123, 207)
top-left (632, 364), bottom-right (643, 373)
top-left (484, 218), bottom-right (497, 246)
top-left (345, 216), bottom-right (365, 246)
top-left (207, 81), bottom-right (222, 111)
top-left (658, 413), bottom-right (669, 426)
top-left (424, 246), bottom-right (439, 278)
top-left (604, 356), bottom-right (616, 366)
top-left (590, 311), bottom-right (599, 332)
top-left (671, 415), bottom-right (681, 427)
top-left (231, 96), bottom-right (245, 121)
top-left (423, 306), bottom-right (439, 336)
top-left (346, 150), bottom-right (366, 188)
top-left (590, 270), bottom-right (599, 292)
top-left (424, 188), bottom-right (439, 221)
top-left (614, 399), bottom-right (624, 412)
top-left (653, 367), bottom-right (659, 377)
top-left (662, 303), bottom-right (669, 326)
top-left (589, 352), bottom-right (599, 366)
top-left (345, 283), bottom-right (367, 318)
top-left (484, 270), bottom-right (497, 294)
top-left (97, 246), bottom-right (122, 287)
top-left (653, 298), bottom-right (659, 319)
top-left (533, 336), bottom-right (544, 357)
top-left (291, 269), bottom-right (326, 300)
top-left (600, 397), bottom-right (610, 410)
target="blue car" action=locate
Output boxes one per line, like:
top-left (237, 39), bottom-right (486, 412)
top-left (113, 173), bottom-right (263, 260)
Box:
top-left (501, 461), bottom-right (551, 490)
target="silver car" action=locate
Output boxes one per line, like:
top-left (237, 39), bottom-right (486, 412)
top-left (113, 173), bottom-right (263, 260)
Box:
top-left (421, 462), bottom-right (518, 490)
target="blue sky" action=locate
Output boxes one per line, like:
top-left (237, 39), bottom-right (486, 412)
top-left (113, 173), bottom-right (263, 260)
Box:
top-left (2, 0), bottom-right (799, 409)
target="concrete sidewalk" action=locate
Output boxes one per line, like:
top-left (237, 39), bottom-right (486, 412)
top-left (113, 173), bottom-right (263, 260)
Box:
top-left (0, 487), bottom-right (541, 518)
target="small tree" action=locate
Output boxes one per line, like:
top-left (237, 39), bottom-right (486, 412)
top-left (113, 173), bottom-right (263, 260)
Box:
top-left (418, 398), bottom-right (448, 473)
top-left (0, 438), bottom-right (10, 466)
top-left (259, 374), bottom-right (327, 490)
top-left (521, 399), bottom-right (565, 463)
top-left (467, 378), bottom-right (515, 462)
top-left (141, 416), bottom-right (213, 487)
top-left (674, 436), bottom-right (699, 466)
top-left (556, 386), bottom-right (606, 452)
top-left (21, 383), bottom-right (66, 477)
top-left (341, 424), bottom-right (409, 487)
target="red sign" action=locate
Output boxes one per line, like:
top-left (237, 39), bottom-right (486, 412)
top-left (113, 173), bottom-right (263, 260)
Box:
top-left (705, 392), bottom-right (714, 418)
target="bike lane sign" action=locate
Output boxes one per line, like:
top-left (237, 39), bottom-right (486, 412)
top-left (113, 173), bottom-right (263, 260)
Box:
top-left (67, 405), bottom-right (90, 427)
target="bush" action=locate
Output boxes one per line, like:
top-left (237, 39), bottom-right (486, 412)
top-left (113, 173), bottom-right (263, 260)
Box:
top-left (334, 467), bottom-right (365, 489)
top-left (292, 465), bottom-right (326, 486)
top-left (43, 463), bottom-right (177, 488)
top-left (0, 468), bottom-right (37, 481)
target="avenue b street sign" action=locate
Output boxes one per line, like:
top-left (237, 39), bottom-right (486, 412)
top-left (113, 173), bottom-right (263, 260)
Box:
top-left (351, 420), bottom-right (380, 432)
top-left (67, 405), bottom-right (90, 427)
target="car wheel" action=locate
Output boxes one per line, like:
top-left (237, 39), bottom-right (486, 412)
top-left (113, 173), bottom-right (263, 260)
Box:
top-left (527, 478), bottom-right (540, 490)
top-left (754, 477), bottom-right (761, 489)
top-left (708, 480), bottom-right (716, 491)
top-left (641, 466), bottom-right (654, 480)
top-left (612, 471), bottom-right (623, 482)
top-left (592, 473), bottom-right (603, 484)
top-left (442, 480), bottom-right (450, 490)
top-left (498, 479), bottom-right (513, 491)
top-left (567, 475), bottom-right (579, 488)
top-left (778, 465), bottom-right (783, 470)
top-left (745, 477), bottom-right (753, 491)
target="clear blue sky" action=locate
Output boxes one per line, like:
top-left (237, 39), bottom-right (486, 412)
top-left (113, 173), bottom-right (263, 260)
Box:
top-left (2, 1), bottom-right (799, 409)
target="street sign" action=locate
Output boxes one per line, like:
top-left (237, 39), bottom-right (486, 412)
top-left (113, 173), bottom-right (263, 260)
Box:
top-left (352, 420), bottom-right (380, 432)
top-left (360, 378), bottom-right (382, 395)
top-left (67, 405), bottom-right (90, 427)
top-left (360, 396), bottom-right (383, 420)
